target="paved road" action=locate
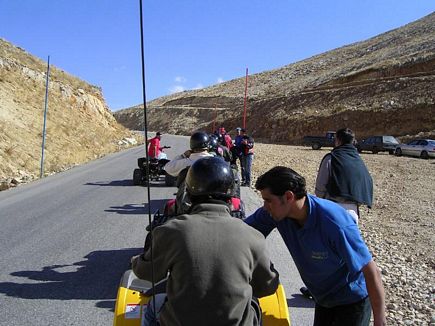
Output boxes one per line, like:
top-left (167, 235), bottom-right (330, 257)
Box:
top-left (0, 134), bottom-right (314, 325)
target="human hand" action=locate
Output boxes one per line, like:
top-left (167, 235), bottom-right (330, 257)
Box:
top-left (183, 150), bottom-right (192, 158)
top-left (131, 255), bottom-right (140, 265)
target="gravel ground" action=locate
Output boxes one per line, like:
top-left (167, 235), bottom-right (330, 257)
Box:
top-left (250, 144), bottom-right (435, 325)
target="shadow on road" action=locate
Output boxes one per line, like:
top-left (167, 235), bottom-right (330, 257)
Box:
top-left (287, 294), bottom-right (316, 309)
top-left (105, 199), bottom-right (169, 215)
top-left (85, 179), bottom-right (176, 188)
top-left (85, 179), bottom-right (133, 186)
top-left (0, 248), bottom-right (144, 311)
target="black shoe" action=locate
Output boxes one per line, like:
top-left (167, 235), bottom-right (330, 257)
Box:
top-left (300, 286), bottom-right (313, 300)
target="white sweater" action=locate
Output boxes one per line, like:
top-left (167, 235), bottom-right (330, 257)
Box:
top-left (164, 151), bottom-right (213, 177)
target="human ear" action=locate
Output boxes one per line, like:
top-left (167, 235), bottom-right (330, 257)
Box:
top-left (284, 190), bottom-right (294, 203)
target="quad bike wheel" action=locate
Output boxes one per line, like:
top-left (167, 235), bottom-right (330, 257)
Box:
top-left (165, 173), bottom-right (177, 186)
top-left (133, 169), bottom-right (143, 185)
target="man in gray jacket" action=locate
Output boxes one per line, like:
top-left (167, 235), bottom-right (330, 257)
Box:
top-left (132, 157), bottom-right (279, 326)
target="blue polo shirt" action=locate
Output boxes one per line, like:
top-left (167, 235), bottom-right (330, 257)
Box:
top-left (245, 194), bottom-right (372, 307)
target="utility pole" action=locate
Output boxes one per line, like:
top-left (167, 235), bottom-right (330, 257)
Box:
top-left (242, 67), bottom-right (249, 129)
top-left (212, 104), bottom-right (217, 133)
top-left (40, 56), bottom-right (50, 178)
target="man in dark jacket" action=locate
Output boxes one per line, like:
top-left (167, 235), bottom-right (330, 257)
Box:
top-left (132, 157), bottom-right (279, 326)
top-left (241, 129), bottom-right (255, 187)
top-left (315, 128), bottom-right (373, 224)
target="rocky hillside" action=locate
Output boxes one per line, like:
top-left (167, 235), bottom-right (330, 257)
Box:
top-left (114, 12), bottom-right (435, 142)
top-left (0, 38), bottom-right (137, 186)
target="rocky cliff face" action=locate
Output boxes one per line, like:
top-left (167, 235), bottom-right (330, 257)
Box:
top-left (0, 38), bottom-right (135, 183)
top-left (114, 13), bottom-right (435, 142)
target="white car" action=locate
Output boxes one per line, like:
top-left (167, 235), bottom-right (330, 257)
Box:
top-left (394, 139), bottom-right (435, 159)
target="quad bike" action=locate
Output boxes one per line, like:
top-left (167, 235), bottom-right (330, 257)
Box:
top-left (133, 148), bottom-right (177, 187)
top-left (113, 209), bottom-right (291, 326)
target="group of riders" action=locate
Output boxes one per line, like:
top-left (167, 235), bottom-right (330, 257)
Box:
top-left (145, 128), bottom-right (252, 219)
top-left (148, 127), bottom-right (254, 187)
top-left (132, 127), bottom-right (386, 326)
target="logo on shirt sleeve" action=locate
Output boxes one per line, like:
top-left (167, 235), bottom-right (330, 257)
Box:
top-left (311, 251), bottom-right (328, 260)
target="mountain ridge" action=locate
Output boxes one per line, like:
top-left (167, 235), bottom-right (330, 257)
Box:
top-left (114, 12), bottom-right (435, 142)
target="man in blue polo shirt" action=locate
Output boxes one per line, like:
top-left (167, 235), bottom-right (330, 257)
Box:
top-left (245, 166), bottom-right (386, 326)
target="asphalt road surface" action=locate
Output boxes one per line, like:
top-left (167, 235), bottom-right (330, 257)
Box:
top-left (0, 134), bottom-right (314, 325)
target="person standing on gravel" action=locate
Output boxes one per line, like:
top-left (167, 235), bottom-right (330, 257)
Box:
top-left (245, 166), bottom-right (386, 326)
top-left (233, 127), bottom-right (245, 182)
top-left (240, 129), bottom-right (254, 187)
top-left (315, 128), bottom-right (373, 224)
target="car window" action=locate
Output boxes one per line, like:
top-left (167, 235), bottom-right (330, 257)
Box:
top-left (428, 140), bottom-right (435, 146)
top-left (375, 137), bottom-right (382, 144)
top-left (419, 140), bottom-right (428, 146)
top-left (383, 136), bottom-right (399, 144)
top-left (408, 140), bottom-right (419, 145)
top-left (367, 137), bottom-right (374, 144)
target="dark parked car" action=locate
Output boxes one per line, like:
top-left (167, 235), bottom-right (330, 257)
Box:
top-left (355, 135), bottom-right (399, 154)
top-left (394, 139), bottom-right (435, 159)
top-left (303, 131), bottom-right (336, 150)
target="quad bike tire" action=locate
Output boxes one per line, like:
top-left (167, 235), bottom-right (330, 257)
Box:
top-left (133, 169), bottom-right (143, 185)
top-left (165, 173), bottom-right (177, 187)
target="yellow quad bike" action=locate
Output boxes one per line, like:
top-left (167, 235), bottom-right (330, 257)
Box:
top-left (113, 269), bottom-right (290, 326)
top-left (113, 208), bottom-right (291, 326)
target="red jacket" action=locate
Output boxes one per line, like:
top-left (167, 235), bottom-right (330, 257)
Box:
top-left (148, 137), bottom-right (161, 158)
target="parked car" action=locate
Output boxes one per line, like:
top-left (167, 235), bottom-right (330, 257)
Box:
top-left (355, 135), bottom-right (400, 154)
top-left (394, 139), bottom-right (435, 159)
top-left (303, 131), bottom-right (336, 150)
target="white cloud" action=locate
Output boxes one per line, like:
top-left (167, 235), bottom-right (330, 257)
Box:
top-left (192, 83), bottom-right (204, 90)
top-left (217, 77), bottom-right (224, 84)
top-left (174, 76), bottom-right (187, 83)
top-left (113, 65), bottom-right (126, 72)
top-left (169, 85), bottom-right (185, 94)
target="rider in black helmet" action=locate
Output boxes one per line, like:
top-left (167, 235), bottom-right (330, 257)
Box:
top-left (190, 131), bottom-right (209, 151)
top-left (164, 131), bottom-right (213, 178)
top-left (186, 156), bottom-right (234, 201)
top-left (208, 134), bottom-right (233, 163)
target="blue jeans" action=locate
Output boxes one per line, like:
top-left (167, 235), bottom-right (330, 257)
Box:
top-left (142, 294), bottom-right (166, 326)
top-left (242, 154), bottom-right (254, 186)
top-left (313, 296), bottom-right (372, 326)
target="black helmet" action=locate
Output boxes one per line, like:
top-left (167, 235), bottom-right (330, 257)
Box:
top-left (208, 135), bottom-right (218, 151)
top-left (190, 131), bottom-right (209, 151)
top-left (186, 157), bottom-right (234, 197)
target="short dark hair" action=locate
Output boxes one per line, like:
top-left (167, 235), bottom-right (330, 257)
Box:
top-left (335, 128), bottom-right (354, 144)
top-left (255, 166), bottom-right (307, 199)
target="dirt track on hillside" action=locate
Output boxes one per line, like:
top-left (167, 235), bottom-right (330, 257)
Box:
top-left (251, 144), bottom-right (435, 325)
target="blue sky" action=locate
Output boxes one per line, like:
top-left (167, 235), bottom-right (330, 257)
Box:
top-left (1, 1), bottom-right (433, 111)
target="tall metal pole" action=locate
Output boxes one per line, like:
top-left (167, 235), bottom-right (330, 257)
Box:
top-left (40, 56), bottom-right (50, 178)
top-left (242, 67), bottom-right (249, 129)
top-left (139, 0), bottom-right (156, 313)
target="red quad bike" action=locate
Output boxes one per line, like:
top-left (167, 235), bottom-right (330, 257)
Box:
top-left (132, 147), bottom-right (177, 187)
